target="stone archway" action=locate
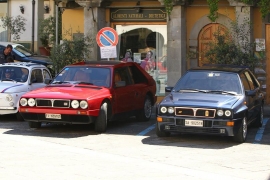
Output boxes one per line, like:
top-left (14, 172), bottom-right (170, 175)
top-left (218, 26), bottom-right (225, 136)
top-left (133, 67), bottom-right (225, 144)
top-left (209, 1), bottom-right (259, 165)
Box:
top-left (188, 13), bottom-right (232, 68)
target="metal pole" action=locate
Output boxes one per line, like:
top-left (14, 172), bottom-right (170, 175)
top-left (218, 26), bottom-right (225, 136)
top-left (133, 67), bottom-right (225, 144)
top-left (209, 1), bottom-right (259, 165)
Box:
top-left (31, 0), bottom-right (35, 52)
top-left (55, 4), bottom-right (58, 45)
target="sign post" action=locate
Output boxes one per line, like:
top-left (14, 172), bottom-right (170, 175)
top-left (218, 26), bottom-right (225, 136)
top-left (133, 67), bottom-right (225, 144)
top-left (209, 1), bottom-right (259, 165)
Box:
top-left (96, 27), bottom-right (119, 60)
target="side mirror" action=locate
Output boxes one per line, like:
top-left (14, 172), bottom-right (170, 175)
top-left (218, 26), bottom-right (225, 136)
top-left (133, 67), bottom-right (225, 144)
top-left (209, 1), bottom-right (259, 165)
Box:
top-left (45, 78), bottom-right (52, 84)
top-left (245, 90), bottom-right (256, 97)
top-left (165, 86), bottom-right (173, 92)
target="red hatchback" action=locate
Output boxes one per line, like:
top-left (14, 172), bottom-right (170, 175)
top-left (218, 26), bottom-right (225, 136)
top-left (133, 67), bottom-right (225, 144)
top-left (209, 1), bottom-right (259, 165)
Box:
top-left (19, 61), bottom-right (156, 132)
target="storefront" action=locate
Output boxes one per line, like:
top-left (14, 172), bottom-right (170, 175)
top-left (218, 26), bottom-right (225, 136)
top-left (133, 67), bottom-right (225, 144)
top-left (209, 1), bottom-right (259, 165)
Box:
top-left (110, 8), bottom-right (167, 96)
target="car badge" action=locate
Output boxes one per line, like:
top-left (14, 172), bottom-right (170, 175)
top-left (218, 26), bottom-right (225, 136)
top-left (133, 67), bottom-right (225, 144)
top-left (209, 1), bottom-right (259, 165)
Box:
top-left (205, 110), bottom-right (209, 116)
top-left (178, 111), bottom-right (182, 114)
top-left (64, 102), bottom-right (68, 106)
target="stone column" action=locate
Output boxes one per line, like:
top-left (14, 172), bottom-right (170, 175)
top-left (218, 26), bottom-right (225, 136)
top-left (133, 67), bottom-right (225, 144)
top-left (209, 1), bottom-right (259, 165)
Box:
top-left (84, 7), bottom-right (107, 60)
top-left (167, 5), bottom-right (187, 87)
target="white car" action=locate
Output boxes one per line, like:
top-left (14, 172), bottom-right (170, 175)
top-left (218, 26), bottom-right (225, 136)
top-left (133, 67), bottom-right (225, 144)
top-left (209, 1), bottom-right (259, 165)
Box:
top-left (0, 62), bottom-right (52, 120)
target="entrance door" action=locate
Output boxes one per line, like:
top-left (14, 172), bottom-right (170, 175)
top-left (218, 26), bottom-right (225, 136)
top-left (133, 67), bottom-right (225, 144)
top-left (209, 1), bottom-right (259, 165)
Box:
top-left (198, 23), bottom-right (227, 66)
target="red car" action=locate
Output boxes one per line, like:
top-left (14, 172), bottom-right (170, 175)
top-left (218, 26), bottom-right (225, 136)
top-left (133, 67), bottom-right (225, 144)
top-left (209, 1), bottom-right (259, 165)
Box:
top-left (19, 61), bottom-right (157, 132)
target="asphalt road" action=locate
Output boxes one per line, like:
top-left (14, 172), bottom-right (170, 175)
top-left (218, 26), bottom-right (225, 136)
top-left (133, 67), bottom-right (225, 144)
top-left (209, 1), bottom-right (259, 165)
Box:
top-left (0, 107), bottom-right (269, 180)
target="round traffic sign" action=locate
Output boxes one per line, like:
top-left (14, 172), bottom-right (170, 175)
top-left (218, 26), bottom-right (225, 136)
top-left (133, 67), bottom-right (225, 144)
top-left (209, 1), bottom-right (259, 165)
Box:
top-left (96, 27), bottom-right (118, 47)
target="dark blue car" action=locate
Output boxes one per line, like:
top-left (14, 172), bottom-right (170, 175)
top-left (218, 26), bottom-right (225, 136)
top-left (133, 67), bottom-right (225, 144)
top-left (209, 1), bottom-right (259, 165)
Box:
top-left (156, 65), bottom-right (264, 143)
top-left (0, 42), bottom-right (52, 66)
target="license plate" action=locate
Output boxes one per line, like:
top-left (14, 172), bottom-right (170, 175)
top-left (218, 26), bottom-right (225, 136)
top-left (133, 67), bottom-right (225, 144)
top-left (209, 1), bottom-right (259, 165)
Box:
top-left (185, 120), bottom-right (203, 127)
top-left (45, 113), bottom-right (61, 119)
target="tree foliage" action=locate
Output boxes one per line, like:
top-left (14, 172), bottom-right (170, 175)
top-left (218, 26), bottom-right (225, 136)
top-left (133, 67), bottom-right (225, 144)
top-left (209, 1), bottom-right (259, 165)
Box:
top-left (0, 15), bottom-right (26, 41)
top-left (49, 33), bottom-right (94, 74)
top-left (202, 18), bottom-right (265, 72)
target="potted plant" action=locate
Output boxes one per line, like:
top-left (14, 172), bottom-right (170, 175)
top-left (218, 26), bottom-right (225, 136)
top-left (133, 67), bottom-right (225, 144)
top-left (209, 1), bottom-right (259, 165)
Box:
top-left (38, 16), bottom-right (55, 56)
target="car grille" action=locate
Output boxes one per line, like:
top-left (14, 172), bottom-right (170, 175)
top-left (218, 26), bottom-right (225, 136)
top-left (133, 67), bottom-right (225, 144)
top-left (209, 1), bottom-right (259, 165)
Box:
top-left (36, 99), bottom-right (70, 108)
top-left (175, 107), bottom-right (215, 118)
top-left (166, 125), bottom-right (220, 134)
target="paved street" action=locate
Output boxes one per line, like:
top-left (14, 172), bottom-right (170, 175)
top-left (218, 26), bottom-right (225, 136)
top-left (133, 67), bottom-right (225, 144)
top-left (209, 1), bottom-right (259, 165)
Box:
top-left (0, 107), bottom-right (270, 180)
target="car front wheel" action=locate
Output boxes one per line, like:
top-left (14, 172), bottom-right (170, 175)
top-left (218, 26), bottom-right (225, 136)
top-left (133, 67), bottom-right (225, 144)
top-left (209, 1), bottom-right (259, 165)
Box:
top-left (94, 102), bottom-right (108, 133)
top-left (233, 116), bottom-right (247, 143)
top-left (253, 105), bottom-right (263, 127)
top-left (28, 121), bottom-right (41, 128)
top-left (156, 123), bottom-right (170, 137)
top-left (136, 95), bottom-right (152, 121)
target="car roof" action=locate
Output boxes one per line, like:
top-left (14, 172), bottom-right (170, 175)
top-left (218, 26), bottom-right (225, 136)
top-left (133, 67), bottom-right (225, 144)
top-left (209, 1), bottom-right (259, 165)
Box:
top-left (67, 61), bottom-right (127, 68)
top-left (0, 41), bottom-right (20, 47)
top-left (0, 62), bottom-right (46, 68)
top-left (189, 64), bottom-right (249, 74)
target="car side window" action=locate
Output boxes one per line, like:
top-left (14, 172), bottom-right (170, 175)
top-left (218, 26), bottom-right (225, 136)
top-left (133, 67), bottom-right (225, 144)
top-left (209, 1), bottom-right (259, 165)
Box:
top-left (114, 67), bottom-right (132, 87)
top-left (244, 72), bottom-right (255, 90)
top-left (240, 73), bottom-right (251, 90)
top-left (31, 69), bottom-right (43, 83)
top-left (129, 65), bottom-right (148, 84)
top-left (43, 69), bottom-right (51, 80)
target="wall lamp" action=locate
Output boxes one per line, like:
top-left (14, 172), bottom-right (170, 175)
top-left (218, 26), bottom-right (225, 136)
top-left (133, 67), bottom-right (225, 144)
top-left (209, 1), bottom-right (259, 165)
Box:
top-left (19, 5), bottom-right (24, 14)
top-left (44, 5), bottom-right (50, 13)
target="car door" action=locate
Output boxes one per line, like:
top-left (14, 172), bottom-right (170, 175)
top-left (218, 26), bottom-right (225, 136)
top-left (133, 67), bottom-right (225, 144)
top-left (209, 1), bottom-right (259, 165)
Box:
top-left (240, 71), bottom-right (260, 122)
top-left (128, 65), bottom-right (149, 111)
top-left (112, 67), bottom-right (135, 114)
top-left (28, 68), bottom-right (46, 91)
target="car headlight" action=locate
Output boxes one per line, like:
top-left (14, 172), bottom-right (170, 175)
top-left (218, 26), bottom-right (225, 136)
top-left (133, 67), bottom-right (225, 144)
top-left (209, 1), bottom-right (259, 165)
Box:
top-left (28, 98), bottom-right (36, 107)
top-left (71, 100), bottom-right (79, 109)
top-left (80, 100), bottom-right (88, 109)
top-left (160, 106), bottom-right (167, 113)
top-left (168, 107), bottom-right (174, 114)
top-left (6, 94), bottom-right (13, 102)
top-left (217, 110), bottom-right (224, 116)
top-left (224, 110), bottom-right (231, 117)
top-left (20, 98), bottom-right (28, 106)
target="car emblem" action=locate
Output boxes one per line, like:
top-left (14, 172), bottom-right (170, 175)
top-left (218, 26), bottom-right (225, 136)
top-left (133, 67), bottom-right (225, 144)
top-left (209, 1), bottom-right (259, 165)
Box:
top-left (205, 110), bottom-right (209, 116)
top-left (178, 110), bottom-right (182, 114)
top-left (64, 102), bottom-right (68, 106)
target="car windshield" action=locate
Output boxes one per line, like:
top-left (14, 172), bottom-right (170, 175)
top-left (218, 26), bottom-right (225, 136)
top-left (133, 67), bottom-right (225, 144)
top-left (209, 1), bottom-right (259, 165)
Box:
top-left (52, 67), bottom-right (111, 88)
top-left (173, 71), bottom-right (242, 94)
top-left (0, 66), bottom-right (29, 82)
top-left (13, 45), bottom-right (33, 56)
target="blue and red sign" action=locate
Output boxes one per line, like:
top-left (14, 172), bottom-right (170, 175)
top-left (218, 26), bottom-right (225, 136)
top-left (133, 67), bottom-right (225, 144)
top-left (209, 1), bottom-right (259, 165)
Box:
top-left (96, 27), bottom-right (118, 47)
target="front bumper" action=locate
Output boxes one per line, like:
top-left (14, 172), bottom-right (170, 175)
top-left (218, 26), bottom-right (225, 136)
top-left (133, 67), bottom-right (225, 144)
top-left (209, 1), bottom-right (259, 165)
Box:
top-left (156, 116), bottom-right (242, 136)
top-left (19, 107), bottom-right (99, 124)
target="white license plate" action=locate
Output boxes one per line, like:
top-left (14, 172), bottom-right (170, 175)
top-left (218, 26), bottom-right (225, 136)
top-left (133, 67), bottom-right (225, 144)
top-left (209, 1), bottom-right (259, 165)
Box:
top-left (185, 120), bottom-right (203, 127)
top-left (45, 113), bottom-right (61, 119)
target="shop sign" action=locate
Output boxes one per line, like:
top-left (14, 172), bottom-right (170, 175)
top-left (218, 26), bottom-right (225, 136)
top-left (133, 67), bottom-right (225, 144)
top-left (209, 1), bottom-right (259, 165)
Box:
top-left (110, 8), bottom-right (166, 22)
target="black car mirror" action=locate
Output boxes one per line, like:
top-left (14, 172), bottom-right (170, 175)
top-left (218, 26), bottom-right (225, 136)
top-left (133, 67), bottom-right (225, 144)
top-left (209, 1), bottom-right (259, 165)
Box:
top-left (245, 90), bottom-right (256, 97)
top-left (165, 86), bottom-right (173, 92)
top-left (45, 78), bottom-right (52, 84)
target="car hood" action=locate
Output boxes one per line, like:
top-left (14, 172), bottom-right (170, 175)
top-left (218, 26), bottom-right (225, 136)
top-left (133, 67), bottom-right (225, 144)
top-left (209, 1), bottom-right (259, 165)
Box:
top-left (0, 82), bottom-right (28, 93)
top-left (161, 92), bottom-right (242, 109)
top-left (22, 85), bottom-right (110, 99)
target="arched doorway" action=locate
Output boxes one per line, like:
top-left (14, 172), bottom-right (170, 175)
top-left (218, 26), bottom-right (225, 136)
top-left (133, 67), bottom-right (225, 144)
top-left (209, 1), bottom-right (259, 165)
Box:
top-left (198, 23), bottom-right (228, 66)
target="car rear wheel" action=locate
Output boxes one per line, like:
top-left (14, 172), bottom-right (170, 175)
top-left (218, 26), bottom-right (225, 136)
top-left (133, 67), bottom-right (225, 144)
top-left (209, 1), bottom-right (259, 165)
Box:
top-left (136, 95), bottom-right (152, 121)
top-left (253, 105), bottom-right (263, 127)
top-left (95, 102), bottom-right (108, 133)
top-left (156, 123), bottom-right (170, 137)
top-left (16, 112), bottom-right (24, 121)
top-left (28, 121), bottom-right (41, 128)
top-left (233, 117), bottom-right (247, 143)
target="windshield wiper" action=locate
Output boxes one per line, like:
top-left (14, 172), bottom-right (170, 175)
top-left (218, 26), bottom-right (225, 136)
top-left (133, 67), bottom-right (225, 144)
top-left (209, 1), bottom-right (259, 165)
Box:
top-left (179, 89), bottom-right (208, 93)
top-left (51, 81), bottom-right (70, 84)
top-left (74, 81), bottom-right (93, 85)
top-left (208, 90), bottom-right (237, 95)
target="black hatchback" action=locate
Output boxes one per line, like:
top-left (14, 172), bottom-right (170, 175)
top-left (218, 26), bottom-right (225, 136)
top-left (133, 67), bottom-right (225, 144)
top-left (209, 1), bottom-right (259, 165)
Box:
top-left (0, 42), bottom-right (52, 66)
top-left (156, 65), bottom-right (264, 143)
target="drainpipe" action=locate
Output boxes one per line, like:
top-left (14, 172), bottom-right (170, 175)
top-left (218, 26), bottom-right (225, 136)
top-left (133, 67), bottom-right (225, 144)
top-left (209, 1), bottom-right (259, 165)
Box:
top-left (31, 0), bottom-right (35, 52)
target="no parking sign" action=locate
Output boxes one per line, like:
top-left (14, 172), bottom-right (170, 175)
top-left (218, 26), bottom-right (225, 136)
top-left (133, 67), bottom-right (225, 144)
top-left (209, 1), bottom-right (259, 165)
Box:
top-left (96, 27), bottom-right (118, 47)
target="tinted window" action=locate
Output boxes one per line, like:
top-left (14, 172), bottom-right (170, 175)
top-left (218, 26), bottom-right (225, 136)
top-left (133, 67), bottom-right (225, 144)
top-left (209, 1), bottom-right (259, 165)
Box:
top-left (174, 71), bottom-right (241, 94)
top-left (240, 73), bottom-right (250, 90)
top-left (129, 65), bottom-right (148, 84)
top-left (114, 67), bottom-right (132, 86)
top-left (31, 69), bottom-right (43, 83)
